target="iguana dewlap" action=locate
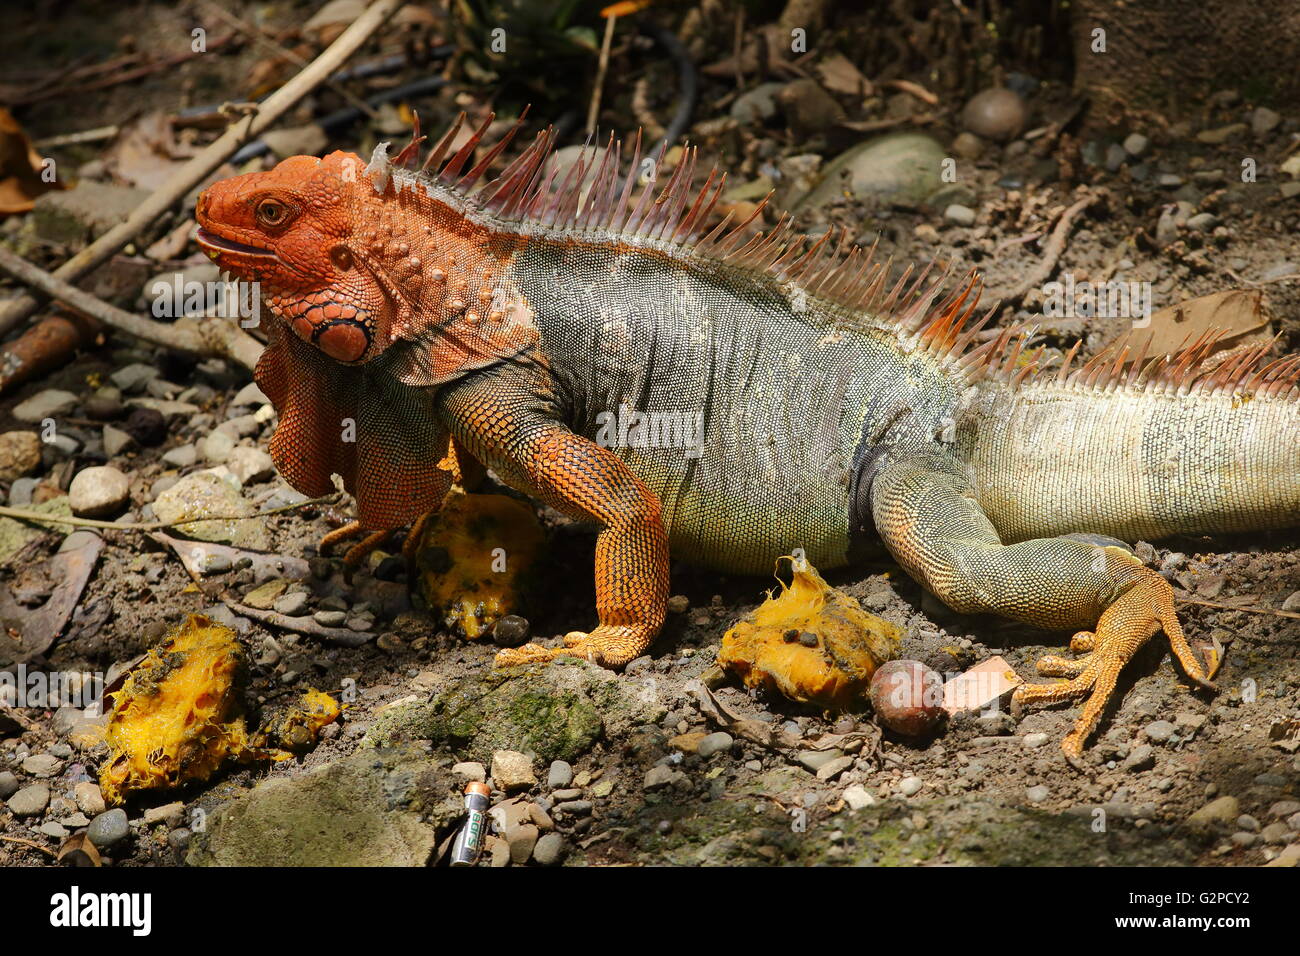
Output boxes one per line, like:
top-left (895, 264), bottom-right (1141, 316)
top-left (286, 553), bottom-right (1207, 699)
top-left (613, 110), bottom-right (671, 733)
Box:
top-left (195, 113), bottom-right (1300, 762)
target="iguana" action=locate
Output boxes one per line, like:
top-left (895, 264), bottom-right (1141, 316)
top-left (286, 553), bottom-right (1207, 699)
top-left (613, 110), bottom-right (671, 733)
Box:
top-left (194, 113), bottom-right (1300, 762)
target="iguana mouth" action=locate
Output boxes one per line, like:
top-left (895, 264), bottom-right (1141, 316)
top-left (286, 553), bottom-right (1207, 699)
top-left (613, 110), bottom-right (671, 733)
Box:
top-left (194, 227), bottom-right (275, 258)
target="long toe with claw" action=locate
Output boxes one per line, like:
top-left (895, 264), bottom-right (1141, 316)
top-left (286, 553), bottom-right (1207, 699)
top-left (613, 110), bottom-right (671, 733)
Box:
top-left (494, 625), bottom-right (651, 669)
top-left (1011, 566), bottom-right (1217, 768)
top-left (319, 520), bottom-right (396, 580)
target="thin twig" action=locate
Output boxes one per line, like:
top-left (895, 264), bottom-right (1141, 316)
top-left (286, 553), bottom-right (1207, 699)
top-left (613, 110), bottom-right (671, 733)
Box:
top-left (991, 191), bottom-right (1100, 307)
top-left (0, 836), bottom-right (58, 858)
top-left (0, 494), bottom-right (339, 533)
top-left (1179, 596), bottom-right (1300, 621)
top-left (0, 0), bottom-right (405, 338)
top-left (0, 244), bottom-right (263, 370)
top-left (586, 12), bottom-right (618, 134)
top-left (200, 2), bottom-right (379, 121)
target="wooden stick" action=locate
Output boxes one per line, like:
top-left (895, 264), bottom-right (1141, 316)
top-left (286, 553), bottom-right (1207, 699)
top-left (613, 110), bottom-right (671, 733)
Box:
top-left (587, 14), bottom-right (618, 134)
top-left (0, 494), bottom-right (338, 532)
top-left (0, 0), bottom-right (405, 338)
top-left (200, 1), bottom-right (379, 121)
top-left (0, 244), bottom-right (263, 370)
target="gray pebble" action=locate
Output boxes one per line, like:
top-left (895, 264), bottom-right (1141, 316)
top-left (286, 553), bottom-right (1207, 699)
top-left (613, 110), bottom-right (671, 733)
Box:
top-left (168, 827), bottom-right (192, 854)
top-left (1122, 744), bottom-right (1155, 772)
top-left (546, 760), bottom-right (573, 789)
top-left (0, 771), bottom-right (18, 799)
top-left (644, 765), bottom-right (684, 790)
top-left (1026, 785), bottom-right (1050, 802)
top-left (797, 749), bottom-right (845, 773)
top-left (1144, 720), bottom-right (1176, 743)
top-left (313, 610), bottom-right (347, 627)
top-left (944, 204), bottom-right (976, 226)
top-left (22, 753), bottom-right (61, 776)
top-left (162, 445), bottom-right (197, 468)
top-left (1260, 821), bottom-right (1289, 845)
top-left (697, 732), bottom-right (734, 759)
top-left (551, 788), bottom-right (583, 801)
top-left (898, 776), bottom-right (924, 797)
top-left (532, 832), bottom-right (566, 866)
top-left (1122, 132), bottom-right (1149, 156)
top-left (1023, 732), bottom-right (1050, 749)
top-left (87, 808), bottom-right (130, 848)
top-left (5, 783), bottom-right (49, 816)
top-left (553, 800), bottom-right (593, 816)
top-left (52, 706), bottom-right (81, 736)
top-left (271, 592), bottom-right (310, 616)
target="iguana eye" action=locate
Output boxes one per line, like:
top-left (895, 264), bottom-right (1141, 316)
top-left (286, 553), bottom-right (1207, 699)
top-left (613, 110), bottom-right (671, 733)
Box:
top-left (256, 198), bottom-right (289, 227)
top-left (330, 246), bottom-right (353, 270)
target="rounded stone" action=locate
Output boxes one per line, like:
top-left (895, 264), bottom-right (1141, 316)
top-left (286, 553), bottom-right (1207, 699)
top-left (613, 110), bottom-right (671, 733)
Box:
top-left (532, 832), bottom-right (566, 866)
top-left (87, 808), bottom-right (130, 848)
top-left (5, 784), bottom-right (50, 817)
top-left (0, 431), bottom-right (41, 481)
top-left (696, 732), bottom-right (734, 759)
top-left (869, 660), bottom-right (945, 737)
top-left (961, 88), bottom-right (1028, 142)
top-left (492, 614), bottom-right (531, 648)
top-left (68, 465), bottom-right (130, 518)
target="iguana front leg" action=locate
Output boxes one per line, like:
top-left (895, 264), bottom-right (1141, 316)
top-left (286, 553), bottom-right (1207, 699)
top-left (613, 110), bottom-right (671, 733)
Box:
top-left (439, 380), bottom-right (669, 668)
top-left (871, 452), bottom-right (1216, 765)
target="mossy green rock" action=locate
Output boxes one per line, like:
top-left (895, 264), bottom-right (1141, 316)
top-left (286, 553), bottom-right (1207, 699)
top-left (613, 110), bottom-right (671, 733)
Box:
top-left (365, 660), bottom-right (666, 764)
top-left (0, 496), bottom-right (70, 563)
top-left (186, 746), bottom-right (459, 867)
top-left (795, 132), bottom-right (947, 209)
top-left (626, 795), bottom-right (1201, 866)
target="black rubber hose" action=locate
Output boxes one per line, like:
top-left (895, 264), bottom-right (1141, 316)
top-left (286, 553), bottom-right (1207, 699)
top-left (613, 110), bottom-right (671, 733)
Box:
top-left (640, 20), bottom-right (698, 151)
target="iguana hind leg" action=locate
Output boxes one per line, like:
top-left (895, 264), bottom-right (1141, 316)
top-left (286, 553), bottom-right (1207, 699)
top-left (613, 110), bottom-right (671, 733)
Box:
top-left (871, 452), bottom-right (1217, 765)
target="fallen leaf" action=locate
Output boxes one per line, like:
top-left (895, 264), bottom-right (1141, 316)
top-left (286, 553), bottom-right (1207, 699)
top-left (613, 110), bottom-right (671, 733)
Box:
top-left (0, 107), bottom-right (64, 215)
top-left (0, 530), bottom-right (102, 668)
top-left (102, 111), bottom-right (195, 191)
top-left (816, 53), bottom-right (871, 97)
top-left (1142, 289), bottom-right (1273, 360)
top-left (57, 832), bottom-right (102, 867)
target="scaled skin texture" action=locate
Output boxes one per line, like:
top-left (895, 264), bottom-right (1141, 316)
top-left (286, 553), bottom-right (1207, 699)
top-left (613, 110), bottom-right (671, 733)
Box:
top-left (195, 117), bottom-right (1300, 763)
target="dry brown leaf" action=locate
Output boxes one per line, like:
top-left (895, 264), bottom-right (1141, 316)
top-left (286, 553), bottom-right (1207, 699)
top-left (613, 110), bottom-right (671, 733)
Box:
top-left (816, 53), bottom-right (871, 97)
top-left (1143, 289), bottom-right (1273, 359)
top-left (0, 107), bottom-right (64, 215)
top-left (102, 112), bottom-right (195, 191)
top-left (57, 832), bottom-right (102, 867)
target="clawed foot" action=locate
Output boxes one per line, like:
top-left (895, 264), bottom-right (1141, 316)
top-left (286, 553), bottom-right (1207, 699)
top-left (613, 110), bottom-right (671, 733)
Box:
top-left (319, 521), bottom-right (392, 577)
top-left (494, 625), bottom-right (650, 669)
top-left (318, 512), bottom-right (435, 582)
top-left (1011, 566), bottom-right (1219, 770)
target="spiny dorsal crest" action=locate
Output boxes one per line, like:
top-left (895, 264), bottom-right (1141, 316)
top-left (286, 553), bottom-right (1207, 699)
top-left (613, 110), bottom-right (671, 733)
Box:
top-left (365, 111), bottom-right (988, 336)
top-left (367, 111), bottom-right (1299, 405)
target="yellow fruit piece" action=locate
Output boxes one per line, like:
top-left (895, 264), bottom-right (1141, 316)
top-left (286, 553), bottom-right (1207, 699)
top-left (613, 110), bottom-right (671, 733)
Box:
top-left (415, 486), bottom-right (543, 640)
top-left (717, 556), bottom-right (901, 709)
top-left (252, 688), bottom-right (340, 756)
top-left (100, 615), bottom-right (251, 805)
top-left (99, 615), bottom-right (338, 804)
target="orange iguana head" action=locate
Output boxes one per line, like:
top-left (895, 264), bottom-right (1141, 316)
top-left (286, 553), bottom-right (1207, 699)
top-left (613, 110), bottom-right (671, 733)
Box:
top-left (196, 150), bottom-right (395, 364)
